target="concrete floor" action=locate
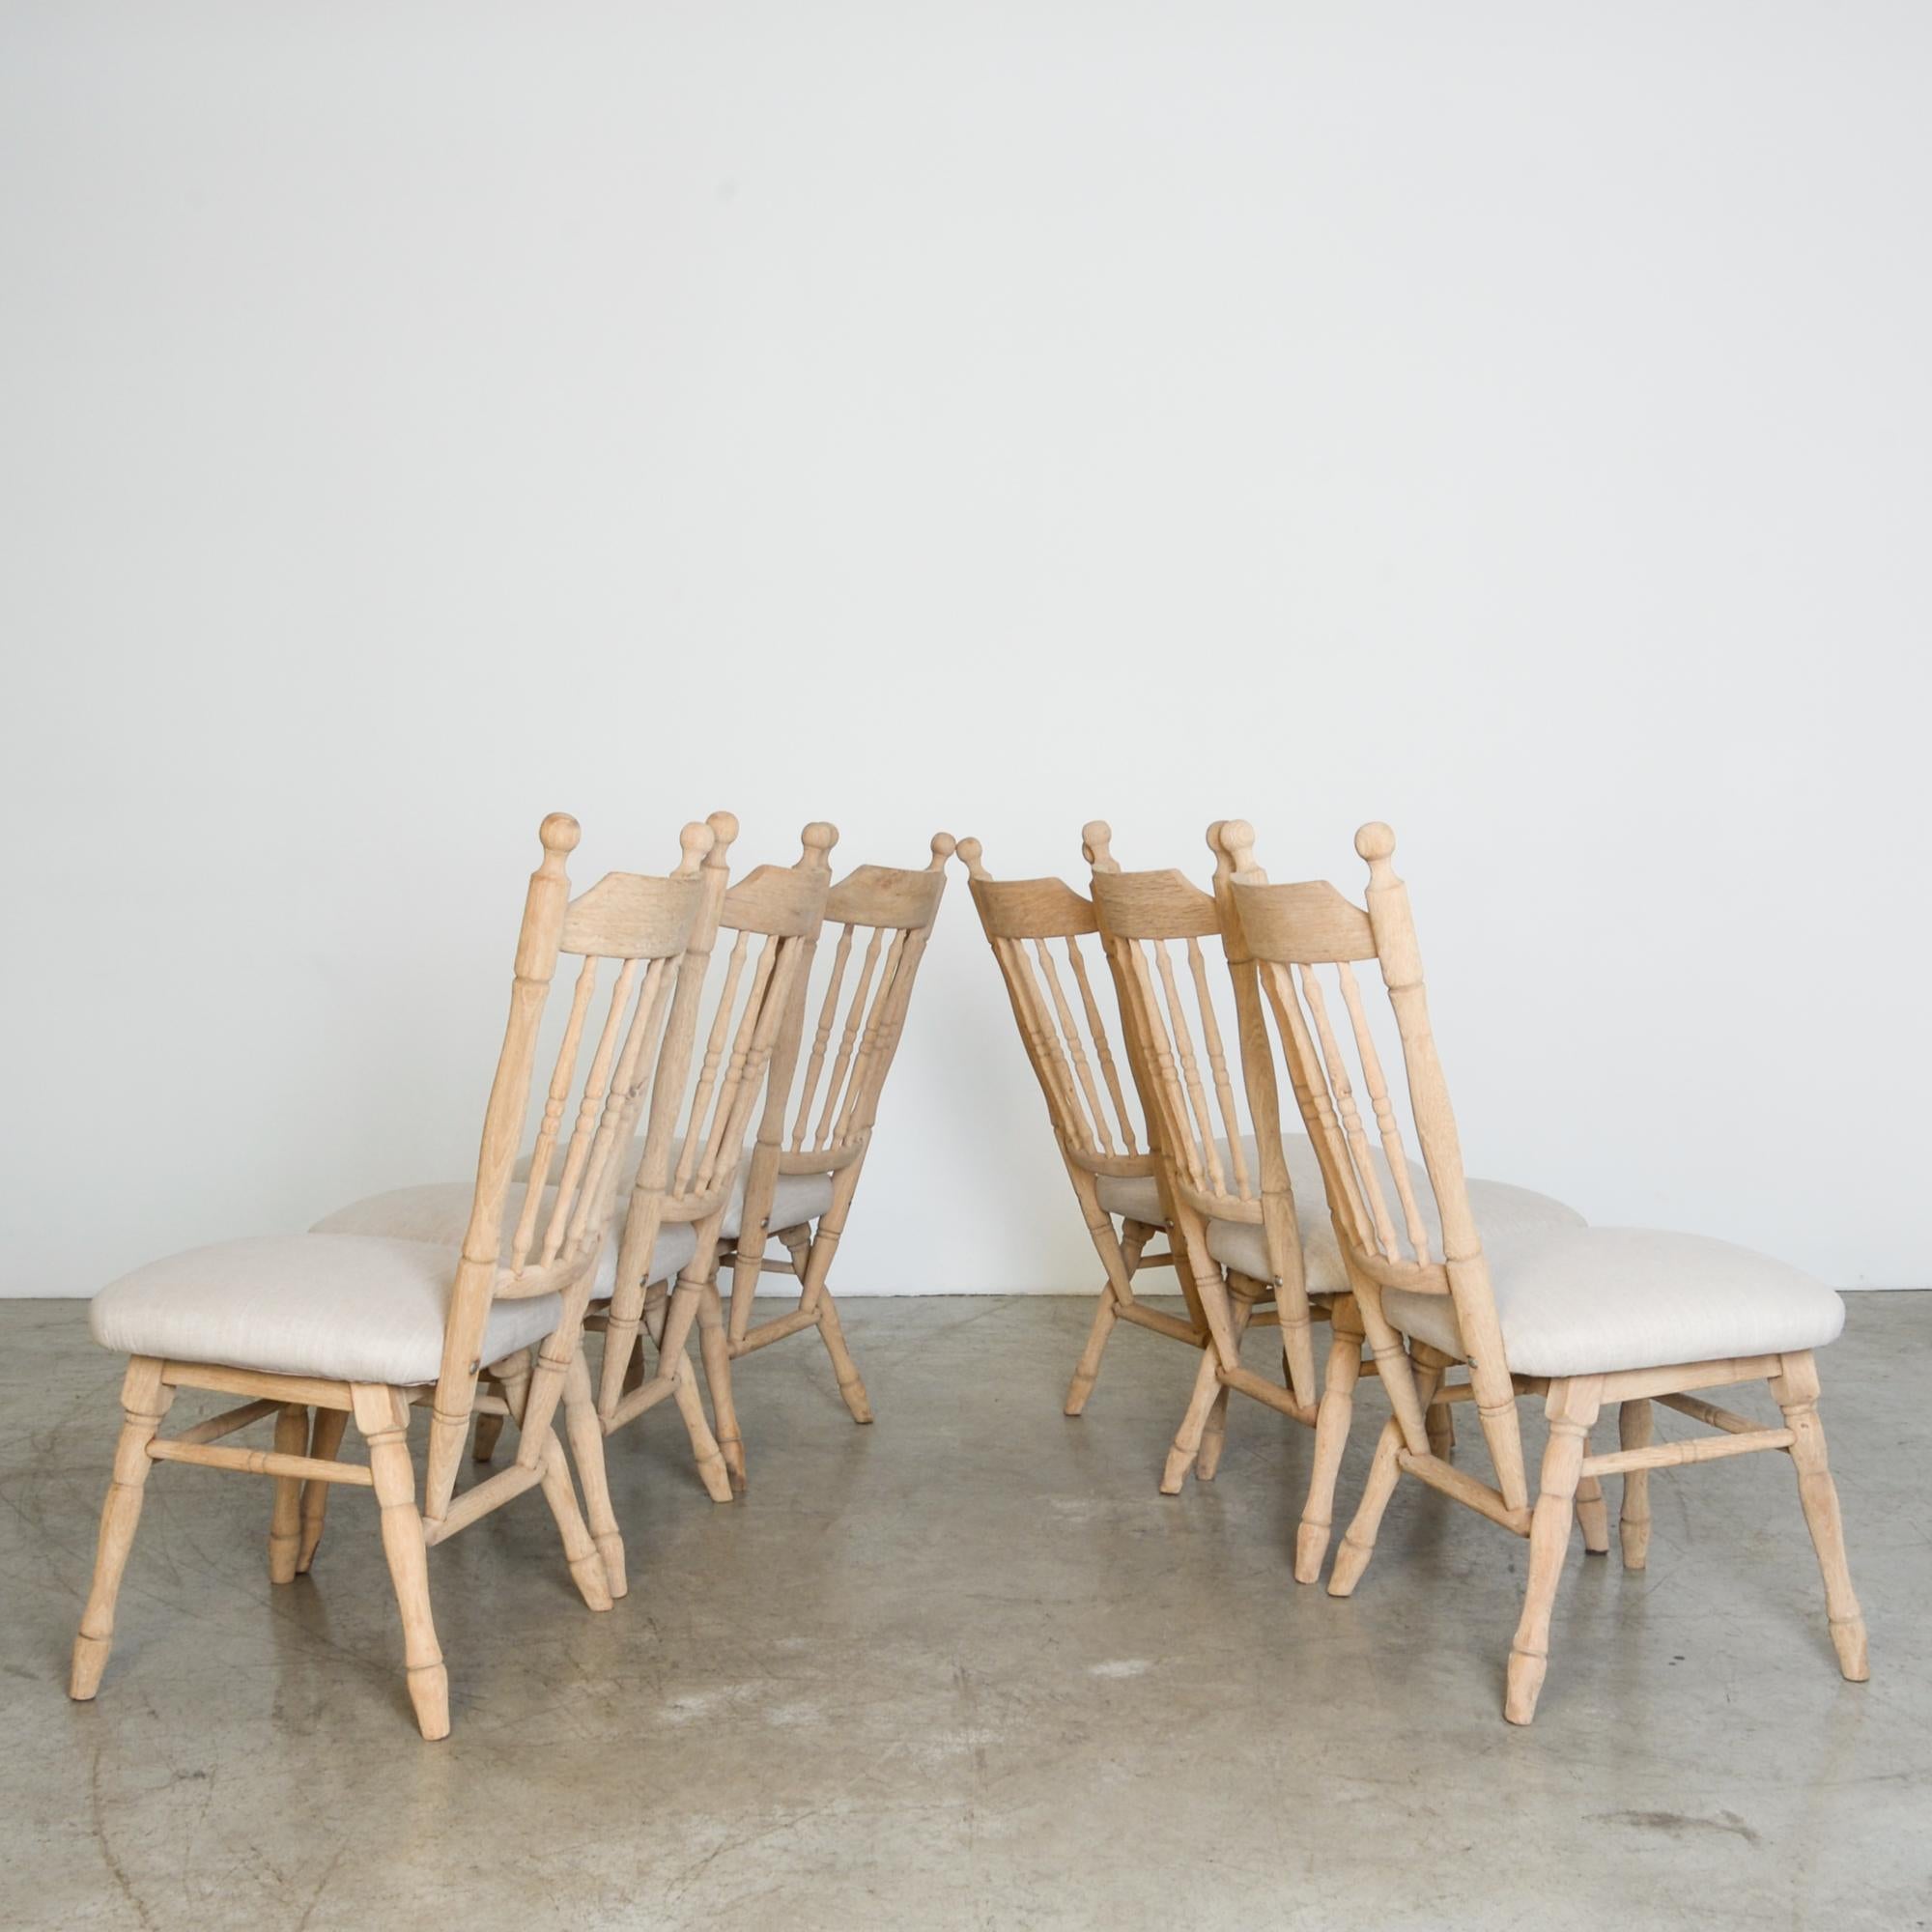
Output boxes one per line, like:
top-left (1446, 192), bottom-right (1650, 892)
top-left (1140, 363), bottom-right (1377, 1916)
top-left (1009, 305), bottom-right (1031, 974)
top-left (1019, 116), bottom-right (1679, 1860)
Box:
top-left (2, 1294), bottom-right (1926, 1931)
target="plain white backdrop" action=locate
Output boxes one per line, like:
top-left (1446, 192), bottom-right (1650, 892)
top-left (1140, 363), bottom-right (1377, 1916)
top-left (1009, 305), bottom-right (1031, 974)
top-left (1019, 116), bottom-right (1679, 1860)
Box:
top-left (3, 3), bottom-right (1927, 1298)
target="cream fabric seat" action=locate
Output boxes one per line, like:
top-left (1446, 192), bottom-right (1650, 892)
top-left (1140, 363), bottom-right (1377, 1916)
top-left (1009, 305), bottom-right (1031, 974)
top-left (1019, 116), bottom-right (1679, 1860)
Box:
top-left (1098, 1132), bottom-right (1584, 1298)
top-left (1381, 1225), bottom-right (1846, 1378)
top-left (311, 1182), bottom-right (699, 1296)
top-left (88, 1234), bottom-right (563, 1385)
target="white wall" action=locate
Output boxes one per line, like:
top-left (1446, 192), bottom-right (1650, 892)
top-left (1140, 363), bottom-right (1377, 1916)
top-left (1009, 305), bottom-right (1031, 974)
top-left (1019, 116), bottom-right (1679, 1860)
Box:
top-left (3, 3), bottom-right (1927, 1298)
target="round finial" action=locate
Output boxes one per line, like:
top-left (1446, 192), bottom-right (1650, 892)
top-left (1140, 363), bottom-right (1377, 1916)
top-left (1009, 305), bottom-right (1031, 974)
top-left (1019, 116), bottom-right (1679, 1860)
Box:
top-left (1355, 821), bottom-right (1396, 863)
top-left (956, 836), bottom-right (988, 880)
top-left (706, 809), bottom-right (740, 855)
top-left (539, 812), bottom-right (582, 855)
top-left (675, 821), bottom-right (715, 876)
top-left (928, 831), bottom-right (957, 870)
top-left (1218, 819), bottom-right (1258, 872)
top-left (1081, 820), bottom-right (1116, 871)
top-left (800, 821), bottom-right (839, 871)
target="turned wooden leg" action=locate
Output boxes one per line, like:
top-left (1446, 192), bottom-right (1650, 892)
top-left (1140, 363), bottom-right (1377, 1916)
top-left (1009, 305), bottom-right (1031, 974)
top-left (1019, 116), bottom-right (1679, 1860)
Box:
top-left (1197, 1286), bottom-right (1257, 1483)
top-left (298, 1406), bottom-right (349, 1574)
top-left (658, 1281), bottom-right (735, 1504)
top-left (533, 1429), bottom-right (613, 1613)
top-left (350, 1384), bottom-right (448, 1741)
top-left (696, 1281), bottom-right (746, 1492)
top-left (471, 1408), bottom-right (507, 1463)
top-left (1617, 1399), bottom-right (1651, 1571)
top-left (1297, 1303), bottom-right (1364, 1584)
top-left (1161, 1344), bottom-right (1223, 1495)
top-left (70, 1358), bottom-right (174, 1701)
top-left (1771, 1351), bottom-right (1869, 1683)
top-left (267, 1404), bottom-right (309, 1583)
top-left (1506, 1376), bottom-right (1602, 1725)
top-left (1065, 1293), bottom-right (1119, 1417)
top-left (1065, 1220), bottom-right (1148, 1417)
top-left (1425, 1396), bottom-right (1456, 1459)
top-left (1575, 1472), bottom-right (1611, 1555)
top-left (1329, 1358), bottom-right (1445, 1599)
top-left (563, 1350), bottom-right (625, 1598)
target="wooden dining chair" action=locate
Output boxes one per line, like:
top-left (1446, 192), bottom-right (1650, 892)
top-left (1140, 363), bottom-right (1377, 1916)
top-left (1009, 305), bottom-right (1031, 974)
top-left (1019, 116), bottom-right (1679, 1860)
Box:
top-left (589, 824), bottom-right (836, 1494)
top-left (1228, 822), bottom-right (1866, 1720)
top-left (703, 833), bottom-right (956, 1490)
top-left (957, 838), bottom-right (1214, 1413)
top-left (72, 813), bottom-right (709, 1736)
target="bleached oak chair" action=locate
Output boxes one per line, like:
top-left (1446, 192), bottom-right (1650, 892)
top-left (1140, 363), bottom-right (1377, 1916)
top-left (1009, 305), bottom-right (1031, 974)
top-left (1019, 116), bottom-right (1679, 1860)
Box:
top-left (310, 813), bottom-right (741, 1595)
top-left (1228, 822), bottom-right (1866, 1721)
top-left (704, 833), bottom-right (956, 1489)
top-left (589, 823), bottom-right (836, 1494)
top-left (958, 838), bottom-right (1216, 1413)
top-left (71, 813), bottom-right (708, 1737)
top-left (1094, 819), bottom-right (1581, 1573)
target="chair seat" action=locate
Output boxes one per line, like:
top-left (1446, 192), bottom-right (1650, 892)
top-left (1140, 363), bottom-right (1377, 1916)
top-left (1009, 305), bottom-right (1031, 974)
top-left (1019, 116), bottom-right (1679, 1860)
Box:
top-left (1098, 1133), bottom-right (1584, 1298)
top-left (1382, 1225), bottom-right (1845, 1378)
top-left (89, 1235), bottom-right (564, 1385)
top-left (311, 1183), bottom-right (698, 1296)
top-left (509, 1142), bottom-right (835, 1245)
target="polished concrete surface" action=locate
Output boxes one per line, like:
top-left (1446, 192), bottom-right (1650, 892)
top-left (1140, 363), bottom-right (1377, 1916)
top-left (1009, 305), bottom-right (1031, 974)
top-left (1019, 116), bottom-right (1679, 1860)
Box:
top-left (2, 1293), bottom-right (1926, 1930)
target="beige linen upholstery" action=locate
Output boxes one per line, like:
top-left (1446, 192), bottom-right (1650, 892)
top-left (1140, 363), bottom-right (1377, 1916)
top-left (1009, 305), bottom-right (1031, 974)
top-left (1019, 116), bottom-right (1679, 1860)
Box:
top-left (1381, 1225), bottom-right (1845, 1378)
top-left (311, 1182), bottom-right (698, 1296)
top-left (1096, 1132), bottom-right (1584, 1297)
top-left (88, 1235), bottom-right (562, 1384)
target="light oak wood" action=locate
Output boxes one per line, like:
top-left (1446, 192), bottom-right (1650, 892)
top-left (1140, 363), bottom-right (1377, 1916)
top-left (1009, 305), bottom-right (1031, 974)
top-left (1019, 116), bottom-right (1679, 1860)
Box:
top-left (704, 832), bottom-right (956, 1488)
top-left (1233, 820), bottom-right (1870, 1721)
top-left (70, 813), bottom-right (707, 1735)
top-left (961, 836), bottom-right (1213, 1422)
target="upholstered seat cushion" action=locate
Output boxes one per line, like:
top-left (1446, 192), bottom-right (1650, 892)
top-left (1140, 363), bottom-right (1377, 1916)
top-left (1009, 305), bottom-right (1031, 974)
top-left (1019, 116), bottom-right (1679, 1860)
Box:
top-left (310, 1183), bottom-right (698, 1295)
top-left (1098, 1133), bottom-right (1584, 1299)
top-left (508, 1143), bottom-right (835, 1245)
top-left (1381, 1226), bottom-right (1845, 1378)
top-left (89, 1235), bottom-right (563, 1385)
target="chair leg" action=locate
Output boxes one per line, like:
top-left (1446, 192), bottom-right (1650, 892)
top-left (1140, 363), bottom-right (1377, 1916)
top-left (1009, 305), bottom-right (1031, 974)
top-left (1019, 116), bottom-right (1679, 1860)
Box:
top-left (471, 1408), bottom-right (507, 1463)
top-left (1505, 1376), bottom-right (1602, 1725)
top-left (1771, 1351), bottom-right (1869, 1683)
top-left (1161, 1344), bottom-right (1223, 1495)
top-left (658, 1281), bottom-right (735, 1504)
top-left (1327, 1352), bottom-right (1447, 1600)
top-left (563, 1350), bottom-right (625, 1598)
top-left (531, 1429), bottom-right (614, 1613)
top-left (1617, 1399), bottom-right (1651, 1570)
top-left (70, 1358), bottom-right (174, 1701)
top-left (267, 1404), bottom-right (310, 1583)
top-left (814, 1288), bottom-right (872, 1425)
top-left (297, 1406), bottom-right (349, 1573)
top-left (1196, 1286), bottom-right (1257, 1483)
top-left (697, 1281), bottom-right (747, 1492)
top-left (1575, 1473), bottom-right (1611, 1555)
top-left (1425, 1396), bottom-right (1456, 1459)
top-left (350, 1384), bottom-right (449, 1742)
top-left (1065, 1293), bottom-right (1119, 1417)
top-left (1297, 1302), bottom-right (1365, 1584)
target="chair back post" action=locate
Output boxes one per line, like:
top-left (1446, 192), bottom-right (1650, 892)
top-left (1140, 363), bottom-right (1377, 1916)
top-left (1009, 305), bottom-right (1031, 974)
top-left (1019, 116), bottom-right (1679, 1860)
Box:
top-left (1208, 821), bottom-right (1311, 1360)
top-left (1354, 823), bottom-right (1526, 1510)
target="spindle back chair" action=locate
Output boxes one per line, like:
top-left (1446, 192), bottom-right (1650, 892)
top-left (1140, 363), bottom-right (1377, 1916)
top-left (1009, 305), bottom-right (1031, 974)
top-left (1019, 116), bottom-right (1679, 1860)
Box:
top-left (1229, 822), bottom-right (1866, 1720)
top-left (590, 824), bottom-right (836, 1497)
top-left (958, 836), bottom-right (1211, 1415)
top-left (704, 833), bottom-right (955, 1488)
top-left (71, 813), bottom-right (710, 1737)
top-left (1084, 821), bottom-right (1333, 1501)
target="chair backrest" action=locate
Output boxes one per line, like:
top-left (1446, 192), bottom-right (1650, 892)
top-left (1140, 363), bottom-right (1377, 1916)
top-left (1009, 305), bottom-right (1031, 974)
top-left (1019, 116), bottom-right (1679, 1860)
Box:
top-left (766, 832), bottom-right (956, 1180)
top-left (1223, 818), bottom-right (1527, 1504)
top-left (428, 812), bottom-right (711, 1514)
top-left (1083, 821), bottom-right (1264, 1236)
top-left (957, 836), bottom-right (1155, 1190)
top-left (611, 821), bottom-right (838, 1291)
